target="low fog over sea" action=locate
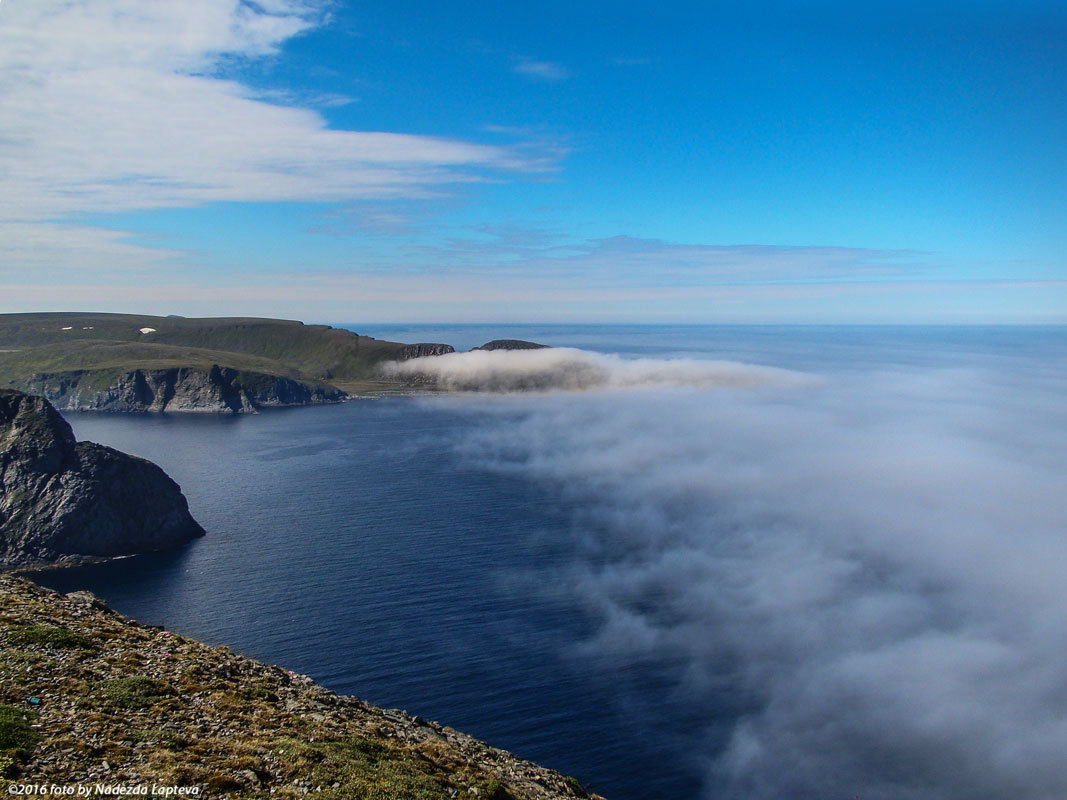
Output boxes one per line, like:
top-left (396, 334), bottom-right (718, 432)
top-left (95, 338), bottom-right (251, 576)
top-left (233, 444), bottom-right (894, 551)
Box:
top-left (37, 325), bottom-right (1067, 800)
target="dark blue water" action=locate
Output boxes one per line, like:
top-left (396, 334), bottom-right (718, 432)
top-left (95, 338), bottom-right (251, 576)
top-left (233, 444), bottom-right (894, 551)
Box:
top-left (30, 325), bottom-right (1067, 800)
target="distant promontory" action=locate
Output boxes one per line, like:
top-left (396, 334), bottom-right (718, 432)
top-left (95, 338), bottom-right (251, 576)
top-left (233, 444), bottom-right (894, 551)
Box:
top-left (0, 314), bottom-right (555, 412)
top-left (0, 313), bottom-right (455, 413)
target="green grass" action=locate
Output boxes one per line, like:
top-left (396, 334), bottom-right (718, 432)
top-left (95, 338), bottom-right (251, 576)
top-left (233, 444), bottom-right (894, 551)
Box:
top-left (564, 776), bottom-right (588, 798)
top-left (0, 313), bottom-right (412, 386)
top-left (125, 729), bottom-right (190, 751)
top-left (0, 704), bottom-right (37, 752)
top-left (98, 676), bottom-right (174, 710)
top-left (6, 623), bottom-right (96, 650)
top-left (478, 779), bottom-right (510, 800)
top-left (272, 735), bottom-right (508, 800)
top-left (0, 703), bottom-right (39, 777)
top-left (0, 341), bottom-right (305, 380)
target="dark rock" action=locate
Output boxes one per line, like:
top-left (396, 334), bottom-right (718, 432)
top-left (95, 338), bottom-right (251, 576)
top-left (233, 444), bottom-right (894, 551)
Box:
top-left (397, 343), bottom-right (456, 360)
top-left (471, 340), bottom-right (549, 351)
top-left (0, 389), bottom-right (205, 569)
top-left (19, 366), bottom-right (345, 414)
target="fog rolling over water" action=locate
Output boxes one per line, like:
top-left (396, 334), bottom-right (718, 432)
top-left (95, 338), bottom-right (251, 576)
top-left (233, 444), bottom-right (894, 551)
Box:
top-left (407, 331), bottom-right (1067, 799)
top-left (383, 347), bottom-right (814, 392)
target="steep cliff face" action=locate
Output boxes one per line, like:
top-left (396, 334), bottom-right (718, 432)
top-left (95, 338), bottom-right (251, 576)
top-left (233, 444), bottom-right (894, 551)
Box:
top-left (19, 366), bottom-right (345, 414)
top-left (397, 342), bottom-right (456, 360)
top-left (0, 390), bottom-right (205, 568)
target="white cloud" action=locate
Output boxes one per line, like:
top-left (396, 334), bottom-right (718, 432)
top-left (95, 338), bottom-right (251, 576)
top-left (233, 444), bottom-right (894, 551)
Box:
top-left (3, 267), bottom-right (1065, 323)
top-left (395, 230), bottom-right (928, 285)
top-left (513, 58), bottom-right (570, 81)
top-left (0, 1), bottom-right (539, 243)
top-left (527, 236), bottom-right (926, 284)
top-left (382, 347), bottom-right (814, 392)
top-left (0, 222), bottom-right (183, 275)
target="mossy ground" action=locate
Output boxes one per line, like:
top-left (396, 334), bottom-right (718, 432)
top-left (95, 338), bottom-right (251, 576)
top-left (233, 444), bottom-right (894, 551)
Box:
top-left (0, 703), bottom-right (39, 777)
top-left (0, 576), bottom-right (597, 800)
top-left (6, 624), bottom-right (96, 650)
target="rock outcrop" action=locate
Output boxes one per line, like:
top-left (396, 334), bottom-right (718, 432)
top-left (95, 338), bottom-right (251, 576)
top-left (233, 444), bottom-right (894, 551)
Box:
top-left (0, 576), bottom-right (598, 799)
top-left (471, 340), bottom-right (549, 351)
top-left (0, 390), bottom-right (205, 568)
top-left (20, 366), bottom-right (345, 414)
top-left (397, 342), bottom-right (457, 360)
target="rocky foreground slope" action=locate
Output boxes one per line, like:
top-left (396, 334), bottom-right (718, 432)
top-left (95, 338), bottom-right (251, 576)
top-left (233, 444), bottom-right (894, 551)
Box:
top-left (0, 576), bottom-right (597, 800)
top-left (0, 390), bottom-right (204, 568)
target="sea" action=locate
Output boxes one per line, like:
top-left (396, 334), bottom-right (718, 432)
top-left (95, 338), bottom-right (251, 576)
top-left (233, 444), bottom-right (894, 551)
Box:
top-left (32, 325), bottom-right (1067, 800)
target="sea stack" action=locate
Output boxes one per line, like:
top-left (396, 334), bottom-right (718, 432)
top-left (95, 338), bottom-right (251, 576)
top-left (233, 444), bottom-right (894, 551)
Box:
top-left (0, 389), bottom-right (204, 569)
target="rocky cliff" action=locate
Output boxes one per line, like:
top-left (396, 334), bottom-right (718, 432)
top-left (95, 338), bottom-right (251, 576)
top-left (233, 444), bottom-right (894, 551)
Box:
top-left (0, 576), bottom-right (597, 799)
top-left (19, 365), bottom-right (345, 414)
top-left (0, 390), bottom-right (205, 568)
top-left (397, 342), bottom-right (456, 360)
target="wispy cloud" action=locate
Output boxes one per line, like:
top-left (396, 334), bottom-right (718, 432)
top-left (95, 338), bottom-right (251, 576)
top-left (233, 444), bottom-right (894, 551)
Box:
top-left (513, 58), bottom-right (570, 81)
top-left (250, 87), bottom-right (361, 109)
top-left (11, 217), bottom-right (1054, 321)
top-left (0, 222), bottom-right (184, 276)
top-left (0, 0), bottom-right (552, 271)
top-left (402, 232), bottom-right (929, 285)
top-left (6, 262), bottom-right (1063, 324)
top-left (538, 236), bottom-right (927, 284)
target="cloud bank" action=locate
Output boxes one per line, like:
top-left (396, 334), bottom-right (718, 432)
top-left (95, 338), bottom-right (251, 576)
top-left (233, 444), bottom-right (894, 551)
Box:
top-left (383, 347), bottom-right (813, 392)
top-left (423, 349), bottom-right (1067, 799)
top-left (0, 0), bottom-right (541, 271)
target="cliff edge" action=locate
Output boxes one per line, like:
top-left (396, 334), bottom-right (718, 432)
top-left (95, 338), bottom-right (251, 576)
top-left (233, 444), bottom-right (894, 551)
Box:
top-left (27, 365), bottom-right (345, 414)
top-left (0, 390), bottom-right (205, 568)
top-left (0, 576), bottom-right (597, 799)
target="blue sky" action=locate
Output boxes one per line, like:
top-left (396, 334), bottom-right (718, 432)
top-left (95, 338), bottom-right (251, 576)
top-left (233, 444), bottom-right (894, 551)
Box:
top-left (0, 0), bottom-right (1063, 322)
